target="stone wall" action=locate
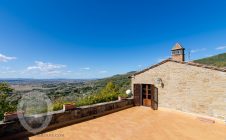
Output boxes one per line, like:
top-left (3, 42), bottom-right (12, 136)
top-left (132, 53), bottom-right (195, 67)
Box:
top-left (0, 99), bottom-right (134, 139)
top-left (172, 54), bottom-right (184, 62)
top-left (132, 61), bottom-right (226, 120)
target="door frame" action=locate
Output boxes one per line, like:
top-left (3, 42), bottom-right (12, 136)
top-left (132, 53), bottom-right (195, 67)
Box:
top-left (151, 85), bottom-right (158, 110)
top-left (142, 84), bottom-right (152, 107)
top-left (133, 84), bottom-right (158, 110)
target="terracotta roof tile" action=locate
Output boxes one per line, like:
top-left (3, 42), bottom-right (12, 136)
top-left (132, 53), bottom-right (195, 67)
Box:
top-left (171, 43), bottom-right (184, 50)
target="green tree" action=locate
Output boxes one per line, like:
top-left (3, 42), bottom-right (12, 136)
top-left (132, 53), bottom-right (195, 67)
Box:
top-left (76, 82), bottom-right (120, 107)
top-left (100, 82), bottom-right (117, 94)
top-left (0, 82), bottom-right (16, 120)
top-left (0, 82), bottom-right (13, 94)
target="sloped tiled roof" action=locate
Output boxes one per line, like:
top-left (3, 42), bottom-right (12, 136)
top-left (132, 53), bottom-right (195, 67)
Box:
top-left (171, 43), bottom-right (184, 50)
top-left (130, 58), bottom-right (226, 77)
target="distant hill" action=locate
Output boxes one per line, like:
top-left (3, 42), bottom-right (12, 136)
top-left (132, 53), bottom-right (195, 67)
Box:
top-left (90, 71), bottom-right (136, 93)
top-left (0, 79), bottom-right (89, 85)
top-left (194, 53), bottom-right (226, 68)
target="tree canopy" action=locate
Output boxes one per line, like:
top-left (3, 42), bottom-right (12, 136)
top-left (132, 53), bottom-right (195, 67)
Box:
top-left (0, 82), bottom-right (13, 94)
top-left (0, 82), bottom-right (16, 120)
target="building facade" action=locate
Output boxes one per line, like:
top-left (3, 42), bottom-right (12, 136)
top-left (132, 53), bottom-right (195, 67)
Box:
top-left (131, 43), bottom-right (226, 120)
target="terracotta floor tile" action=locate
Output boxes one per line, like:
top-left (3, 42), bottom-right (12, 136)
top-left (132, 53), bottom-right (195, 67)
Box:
top-left (30, 107), bottom-right (226, 140)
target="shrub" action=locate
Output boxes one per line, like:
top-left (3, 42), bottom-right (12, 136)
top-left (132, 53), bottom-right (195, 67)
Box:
top-left (52, 102), bottom-right (64, 111)
top-left (0, 93), bottom-right (17, 120)
top-left (118, 93), bottom-right (128, 98)
top-left (52, 101), bottom-right (75, 111)
top-left (76, 82), bottom-right (121, 107)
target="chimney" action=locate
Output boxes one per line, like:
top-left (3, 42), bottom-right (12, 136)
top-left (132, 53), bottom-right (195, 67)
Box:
top-left (171, 43), bottom-right (185, 62)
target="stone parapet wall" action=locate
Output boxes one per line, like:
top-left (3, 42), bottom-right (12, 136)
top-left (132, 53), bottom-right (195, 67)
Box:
top-left (0, 99), bottom-right (134, 139)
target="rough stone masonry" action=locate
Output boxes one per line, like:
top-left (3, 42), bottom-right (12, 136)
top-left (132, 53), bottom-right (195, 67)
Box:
top-left (132, 60), bottom-right (226, 120)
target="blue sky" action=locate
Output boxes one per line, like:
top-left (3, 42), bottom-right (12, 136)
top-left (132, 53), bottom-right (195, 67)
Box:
top-left (0, 0), bottom-right (226, 79)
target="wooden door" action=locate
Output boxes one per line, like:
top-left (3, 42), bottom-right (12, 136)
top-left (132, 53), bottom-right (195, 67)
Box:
top-left (142, 84), bottom-right (152, 107)
top-left (151, 85), bottom-right (158, 110)
top-left (134, 84), bottom-right (141, 106)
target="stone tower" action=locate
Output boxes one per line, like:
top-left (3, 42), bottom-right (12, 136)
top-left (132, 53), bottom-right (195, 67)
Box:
top-left (171, 43), bottom-right (185, 62)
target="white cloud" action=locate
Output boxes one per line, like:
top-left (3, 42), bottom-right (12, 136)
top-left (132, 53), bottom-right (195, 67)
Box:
top-left (216, 46), bottom-right (226, 50)
top-left (0, 66), bottom-right (20, 77)
top-left (26, 61), bottom-right (66, 75)
top-left (99, 70), bottom-right (107, 74)
top-left (0, 70), bottom-right (17, 74)
top-left (137, 65), bottom-right (142, 67)
top-left (0, 54), bottom-right (16, 62)
top-left (191, 48), bottom-right (206, 53)
top-left (81, 67), bottom-right (91, 70)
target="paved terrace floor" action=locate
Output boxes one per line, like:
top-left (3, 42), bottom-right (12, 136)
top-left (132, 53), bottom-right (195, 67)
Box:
top-left (29, 107), bottom-right (226, 140)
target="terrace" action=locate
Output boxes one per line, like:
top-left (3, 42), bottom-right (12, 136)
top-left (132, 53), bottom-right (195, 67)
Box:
top-left (29, 107), bottom-right (226, 140)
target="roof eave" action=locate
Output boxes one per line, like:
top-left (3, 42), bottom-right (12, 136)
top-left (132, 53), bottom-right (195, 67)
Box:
top-left (131, 59), bottom-right (226, 77)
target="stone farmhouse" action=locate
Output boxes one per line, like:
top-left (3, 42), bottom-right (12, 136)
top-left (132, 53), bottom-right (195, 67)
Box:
top-left (130, 43), bottom-right (226, 120)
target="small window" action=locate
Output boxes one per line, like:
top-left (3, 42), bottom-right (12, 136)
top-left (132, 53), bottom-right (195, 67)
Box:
top-left (172, 50), bottom-right (182, 55)
top-left (172, 51), bottom-right (176, 55)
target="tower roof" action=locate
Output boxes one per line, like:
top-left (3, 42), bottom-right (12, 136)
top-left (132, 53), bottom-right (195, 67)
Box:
top-left (172, 43), bottom-right (184, 50)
